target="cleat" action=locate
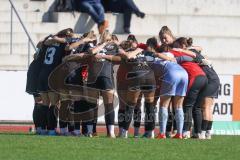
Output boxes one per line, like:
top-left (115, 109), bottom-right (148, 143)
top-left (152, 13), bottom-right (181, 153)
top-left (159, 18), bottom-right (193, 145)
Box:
top-left (183, 131), bottom-right (191, 139)
top-left (120, 129), bottom-right (128, 138)
top-left (205, 133), bottom-right (212, 140)
top-left (142, 131), bottom-right (154, 139)
top-left (107, 133), bottom-right (116, 138)
top-left (166, 132), bottom-right (172, 138)
top-left (156, 133), bottom-right (166, 139)
top-left (48, 130), bottom-right (57, 136)
top-left (172, 133), bottom-right (183, 139)
top-left (86, 133), bottom-right (93, 138)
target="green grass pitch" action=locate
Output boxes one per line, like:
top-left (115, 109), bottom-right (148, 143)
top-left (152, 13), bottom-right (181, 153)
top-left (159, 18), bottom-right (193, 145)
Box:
top-left (0, 133), bottom-right (240, 160)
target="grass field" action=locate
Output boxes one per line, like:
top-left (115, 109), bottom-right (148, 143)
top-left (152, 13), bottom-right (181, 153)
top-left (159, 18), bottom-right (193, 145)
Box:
top-left (0, 133), bottom-right (240, 160)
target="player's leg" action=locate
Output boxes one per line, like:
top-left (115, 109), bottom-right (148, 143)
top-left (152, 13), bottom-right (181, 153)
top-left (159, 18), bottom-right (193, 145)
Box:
top-left (84, 87), bottom-right (99, 137)
top-left (117, 90), bottom-right (127, 137)
top-left (143, 91), bottom-right (155, 138)
top-left (122, 90), bottom-right (141, 138)
top-left (32, 93), bottom-right (42, 134)
top-left (201, 97), bottom-right (214, 139)
top-left (39, 92), bottom-right (50, 135)
top-left (59, 94), bottom-right (71, 135)
top-left (102, 89), bottom-right (115, 137)
top-left (157, 96), bottom-right (171, 139)
top-left (133, 93), bottom-right (142, 138)
top-left (47, 92), bottom-right (60, 135)
top-left (172, 96), bottom-right (185, 139)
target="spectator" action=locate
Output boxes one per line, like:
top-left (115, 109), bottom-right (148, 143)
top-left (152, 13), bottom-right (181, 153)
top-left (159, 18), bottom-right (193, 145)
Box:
top-left (102, 0), bottom-right (145, 34)
top-left (55, 0), bottom-right (75, 12)
top-left (78, 0), bottom-right (109, 34)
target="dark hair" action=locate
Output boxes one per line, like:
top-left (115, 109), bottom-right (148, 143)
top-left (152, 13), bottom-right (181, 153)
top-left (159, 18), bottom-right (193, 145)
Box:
top-left (187, 37), bottom-right (193, 46)
top-left (119, 40), bottom-right (133, 51)
top-left (173, 37), bottom-right (193, 48)
top-left (146, 37), bottom-right (158, 49)
top-left (56, 28), bottom-right (73, 37)
top-left (111, 34), bottom-right (119, 41)
top-left (127, 34), bottom-right (138, 43)
top-left (158, 44), bottom-right (171, 52)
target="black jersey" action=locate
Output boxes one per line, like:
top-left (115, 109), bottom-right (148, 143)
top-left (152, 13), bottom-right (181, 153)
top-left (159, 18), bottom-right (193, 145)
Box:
top-left (190, 49), bottom-right (220, 83)
top-left (41, 43), bottom-right (67, 72)
top-left (126, 51), bottom-right (154, 72)
top-left (25, 37), bottom-right (51, 94)
top-left (88, 43), bottom-right (119, 82)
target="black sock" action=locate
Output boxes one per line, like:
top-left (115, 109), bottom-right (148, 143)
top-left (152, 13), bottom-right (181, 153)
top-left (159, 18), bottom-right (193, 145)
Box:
top-left (93, 121), bottom-right (97, 133)
top-left (81, 122), bottom-right (88, 134)
top-left (33, 103), bottom-right (41, 128)
top-left (68, 122), bottom-right (75, 132)
top-left (74, 122), bottom-right (80, 130)
top-left (39, 105), bottom-right (48, 130)
top-left (134, 108), bottom-right (141, 128)
top-left (207, 121), bottom-right (213, 130)
top-left (118, 109), bottom-right (125, 128)
top-left (144, 103), bottom-right (155, 131)
top-left (47, 105), bottom-right (57, 130)
top-left (59, 120), bottom-right (67, 128)
top-left (202, 120), bottom-right (209, 131)
top-left (183, 107), bottom-right (192, 131)
top-left (193, 107), bottom-right (202, 134)
top-left (105, 103), bottom-right (115, 125)
top-left (123, 104), bottom-right (135, 130)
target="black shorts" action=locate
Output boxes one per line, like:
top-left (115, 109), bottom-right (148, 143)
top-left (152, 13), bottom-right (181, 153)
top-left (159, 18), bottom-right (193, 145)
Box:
top-left (126, 70), bottom-right (156, 91)
top-left (200, 80), bottom-right (220, 98)
top-left (33, 93), bottom-right (41, 98)
top-left (37, 70), bottom-right (51, 92)
top-left (26, 60), bottom-right (41, 95)
top-left (183, 75), bottom-right (208, 108)
top-left (87, 76), bottom-right (114, 90)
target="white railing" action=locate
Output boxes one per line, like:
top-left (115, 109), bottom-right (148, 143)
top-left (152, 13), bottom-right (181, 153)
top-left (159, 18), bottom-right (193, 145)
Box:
top-left (9, 0), bottom-right (37, 66)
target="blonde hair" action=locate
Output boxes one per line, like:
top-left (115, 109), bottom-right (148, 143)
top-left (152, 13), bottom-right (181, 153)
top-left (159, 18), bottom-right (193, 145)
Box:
top-left (159, 26), bottom-right (175, 42)
top-left (99, 30), bottom-right (112, 44)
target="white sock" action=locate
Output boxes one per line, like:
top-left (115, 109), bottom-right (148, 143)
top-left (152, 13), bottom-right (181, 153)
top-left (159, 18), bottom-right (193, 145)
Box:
top-left (122, 129), bottom-right (128, 138)
top-left (108, 125), bottom-right (115, 135)
top-left (206, 130), bottom-right (211, 134)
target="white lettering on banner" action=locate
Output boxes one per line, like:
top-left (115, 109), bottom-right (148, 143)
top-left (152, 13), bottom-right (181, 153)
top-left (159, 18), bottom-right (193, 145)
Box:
top-left (214, 130), bottom-right (240, 135)
top-left (213, 75), bottom-right (233, 121)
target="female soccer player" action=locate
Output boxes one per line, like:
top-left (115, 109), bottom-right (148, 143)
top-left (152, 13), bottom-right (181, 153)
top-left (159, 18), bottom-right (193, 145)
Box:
top-left (173, 37), bottom-right (220, 139)
top-left (82, 30), bottom-right (120, 138)
top-left (96, 40), bottom-right (156, 138)
top-left (37, 28), bottom-right (74, 135)
top-left (145, 37), bottom-right (188, 139)
top-left (159, 26), bottom-right (208, 139)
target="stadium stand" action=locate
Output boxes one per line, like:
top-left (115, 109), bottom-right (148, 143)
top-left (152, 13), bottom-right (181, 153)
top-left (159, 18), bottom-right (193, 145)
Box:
top-left (0, 0), bottom-right (240, 74)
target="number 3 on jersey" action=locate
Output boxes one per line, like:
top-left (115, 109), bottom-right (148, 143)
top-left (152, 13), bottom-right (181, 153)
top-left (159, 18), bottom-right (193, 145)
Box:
top-left (44, 47), bottom-right (56, 65)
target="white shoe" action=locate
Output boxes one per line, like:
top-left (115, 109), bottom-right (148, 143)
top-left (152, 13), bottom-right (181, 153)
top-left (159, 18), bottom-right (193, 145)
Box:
top-left (198, 132), bottom-right (206, 140)
top-left (108, 133), bottom-right (116, 138)
top-left (149, 131), bottom-right (155, 139)
top-left (206, 132), bottom-right (212, 140)
top-left (183, 131), bottom-right (191, 139)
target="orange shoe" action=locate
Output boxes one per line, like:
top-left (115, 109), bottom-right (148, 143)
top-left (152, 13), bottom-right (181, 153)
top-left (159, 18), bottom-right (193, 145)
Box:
top-left (156, 133), bottom-right (166, 139)
top-left (172, 133), bottom-right (183, 139)
top-left (98, 20), bottom-right (109, 34)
